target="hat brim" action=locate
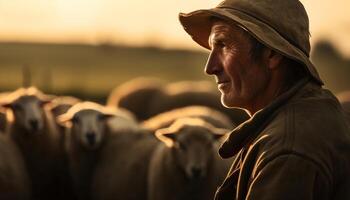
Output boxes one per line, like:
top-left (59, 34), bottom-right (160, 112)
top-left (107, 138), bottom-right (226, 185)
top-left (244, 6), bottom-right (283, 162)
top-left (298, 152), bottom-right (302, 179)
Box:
top-left (179, 8), bottom-right (323, 85)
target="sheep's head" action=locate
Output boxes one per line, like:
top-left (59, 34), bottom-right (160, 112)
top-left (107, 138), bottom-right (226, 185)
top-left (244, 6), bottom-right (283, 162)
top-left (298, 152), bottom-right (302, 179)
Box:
top-left (0, 87), bottom-right (52, 133)
top-left (155, 118), bottom-right (227, 180)
top-left (58, 102), bottom-right (115, 150)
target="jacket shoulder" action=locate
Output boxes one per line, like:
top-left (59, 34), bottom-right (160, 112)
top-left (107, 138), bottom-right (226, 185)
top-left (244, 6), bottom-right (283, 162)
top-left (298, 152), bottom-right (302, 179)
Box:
top-left (253, 87), bottom-right (350, 182)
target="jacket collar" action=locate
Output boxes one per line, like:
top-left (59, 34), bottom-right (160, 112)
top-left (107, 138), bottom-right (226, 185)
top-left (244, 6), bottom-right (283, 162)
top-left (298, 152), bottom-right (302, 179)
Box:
top-left (219, 78), bottom-right (310, 158)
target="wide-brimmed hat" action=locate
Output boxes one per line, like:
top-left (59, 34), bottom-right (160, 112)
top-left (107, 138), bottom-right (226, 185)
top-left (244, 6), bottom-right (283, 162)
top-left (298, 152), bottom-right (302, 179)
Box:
top-left (179, 0), bottom-right (323, 85)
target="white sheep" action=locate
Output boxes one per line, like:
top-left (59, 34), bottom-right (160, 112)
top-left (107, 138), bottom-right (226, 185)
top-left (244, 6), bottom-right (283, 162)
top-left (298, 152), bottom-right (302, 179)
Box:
top-left (148, 117), bottom-right (233, 200)
top-left (0, 133), bottom-right (31, 199)
top-left (58, 101), bottom-right (158, 200)
top-left (0, 87), bottom-right (70, 200)
top-left (57, 101), bottom-right (121, 199)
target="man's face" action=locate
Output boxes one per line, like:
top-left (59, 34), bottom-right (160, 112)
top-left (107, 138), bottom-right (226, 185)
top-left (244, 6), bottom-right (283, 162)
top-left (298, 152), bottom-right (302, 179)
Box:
top-left (205, 21), bottom-right (271, 109)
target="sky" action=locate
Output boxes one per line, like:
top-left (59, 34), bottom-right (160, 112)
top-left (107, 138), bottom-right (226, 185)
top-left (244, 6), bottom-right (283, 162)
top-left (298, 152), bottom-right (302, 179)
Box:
top-left (0, 0), bottom-right (349, 55)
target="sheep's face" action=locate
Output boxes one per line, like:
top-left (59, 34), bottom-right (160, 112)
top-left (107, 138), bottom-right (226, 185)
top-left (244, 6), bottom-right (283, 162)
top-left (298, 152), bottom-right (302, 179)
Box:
top-left (5, 95), bottom-right (49, 133)
top-left (157, 125), bottom-right (223, 180)
top-left (70, 109), bottom-right (111, 150)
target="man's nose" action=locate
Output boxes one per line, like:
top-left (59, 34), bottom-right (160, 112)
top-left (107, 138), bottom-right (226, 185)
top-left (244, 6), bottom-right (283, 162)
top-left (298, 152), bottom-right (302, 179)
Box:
top-left (204, 50), bottom-right (221, 75)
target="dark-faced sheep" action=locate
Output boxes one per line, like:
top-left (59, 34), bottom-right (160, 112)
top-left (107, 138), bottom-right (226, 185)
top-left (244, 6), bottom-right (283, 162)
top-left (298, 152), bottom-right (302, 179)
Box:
top-left (0, 87), bottom-right (69, 200)
top-left (58, 101), bottom-right (119, 200)
top-left (58, 101), bottom-right (158, 200)
top-left (148, 117), bottom-right (233, 200)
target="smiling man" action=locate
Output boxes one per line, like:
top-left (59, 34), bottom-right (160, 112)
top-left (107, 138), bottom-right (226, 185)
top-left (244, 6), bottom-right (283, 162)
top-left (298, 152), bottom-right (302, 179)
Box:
top-left (179, 0), bottom-right (350, 199)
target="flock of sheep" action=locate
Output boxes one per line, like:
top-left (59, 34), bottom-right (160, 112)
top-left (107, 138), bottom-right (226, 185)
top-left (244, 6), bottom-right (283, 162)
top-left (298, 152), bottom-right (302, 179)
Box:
top-left (1, 77), bottom-right (349, 200)
top-left (0, 78), bottom-right (249, 200)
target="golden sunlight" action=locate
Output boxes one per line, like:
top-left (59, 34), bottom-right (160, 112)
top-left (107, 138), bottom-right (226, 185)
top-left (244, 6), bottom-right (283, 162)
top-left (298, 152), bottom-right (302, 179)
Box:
top-left (0, 0), bottom-right (349, 53)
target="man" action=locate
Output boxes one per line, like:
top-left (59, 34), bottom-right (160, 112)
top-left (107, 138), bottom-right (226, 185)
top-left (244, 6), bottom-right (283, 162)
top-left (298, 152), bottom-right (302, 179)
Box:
top-left (179, 0), bottom-right (350, 199)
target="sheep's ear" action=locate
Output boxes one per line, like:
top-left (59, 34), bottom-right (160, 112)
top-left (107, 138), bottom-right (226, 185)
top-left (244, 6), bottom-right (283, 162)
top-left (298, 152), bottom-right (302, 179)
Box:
top-left (57, 113), bottom-right (72, 128)
top-left (155, 128), bottom-right (177, 147)
top-left (212, 128), bottom-right (229, 140)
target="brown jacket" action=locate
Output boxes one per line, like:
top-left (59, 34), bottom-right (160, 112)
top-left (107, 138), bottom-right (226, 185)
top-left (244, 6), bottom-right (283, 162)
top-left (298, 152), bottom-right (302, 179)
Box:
top-left (215, 79), bottom-right (350, 200)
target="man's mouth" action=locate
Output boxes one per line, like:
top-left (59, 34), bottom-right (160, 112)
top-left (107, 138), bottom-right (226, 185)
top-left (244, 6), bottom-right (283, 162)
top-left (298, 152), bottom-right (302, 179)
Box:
top-left (217, 79), bottom-right (230, 85)
top-left (217, 81), bottom-right (230, 90)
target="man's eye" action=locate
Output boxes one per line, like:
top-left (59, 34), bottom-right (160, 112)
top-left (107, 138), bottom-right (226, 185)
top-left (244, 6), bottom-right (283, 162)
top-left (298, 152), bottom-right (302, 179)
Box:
top-left (214, 40), bottom-right (225, 47)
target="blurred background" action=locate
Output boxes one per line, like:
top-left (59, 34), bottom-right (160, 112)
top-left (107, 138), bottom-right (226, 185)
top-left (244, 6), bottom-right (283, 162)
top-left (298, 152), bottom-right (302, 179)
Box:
top-left (0, 0), bottom-right (349, 103)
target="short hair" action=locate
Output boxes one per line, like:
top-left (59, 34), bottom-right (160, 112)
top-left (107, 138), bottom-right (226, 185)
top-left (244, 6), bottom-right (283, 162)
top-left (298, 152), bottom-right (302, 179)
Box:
top-left (244, 31), bottom-right (307, 85)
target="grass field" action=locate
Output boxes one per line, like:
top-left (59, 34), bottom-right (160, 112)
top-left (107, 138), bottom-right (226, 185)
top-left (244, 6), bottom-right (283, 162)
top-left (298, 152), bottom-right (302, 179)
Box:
top-left (0, 41), bottom-right (349, 103)
top-left (0, 42), bottom-right (211, 103)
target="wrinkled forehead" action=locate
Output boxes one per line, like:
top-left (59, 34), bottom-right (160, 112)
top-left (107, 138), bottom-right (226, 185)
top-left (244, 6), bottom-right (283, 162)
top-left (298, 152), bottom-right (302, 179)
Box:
top-left (209, 20), bottom-right (250, 45)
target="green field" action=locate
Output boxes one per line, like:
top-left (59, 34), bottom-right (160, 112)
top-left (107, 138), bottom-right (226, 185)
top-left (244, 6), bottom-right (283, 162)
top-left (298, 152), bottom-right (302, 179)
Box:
top-left (0, 41), bottom-right (348, 103)
top-left (0, 42), bottom-right (211, 103)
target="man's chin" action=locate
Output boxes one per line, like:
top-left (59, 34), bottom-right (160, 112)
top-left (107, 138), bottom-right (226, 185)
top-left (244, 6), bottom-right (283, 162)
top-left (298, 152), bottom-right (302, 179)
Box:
top-left (221, 97), bottom-right (235, 108)
top-left (221, 95), bottom-right (242, 108)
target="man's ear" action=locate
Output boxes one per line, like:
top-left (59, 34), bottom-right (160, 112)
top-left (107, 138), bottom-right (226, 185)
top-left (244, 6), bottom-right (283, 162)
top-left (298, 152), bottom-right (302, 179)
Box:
top-left (265, 49), bottom-right (283, 70)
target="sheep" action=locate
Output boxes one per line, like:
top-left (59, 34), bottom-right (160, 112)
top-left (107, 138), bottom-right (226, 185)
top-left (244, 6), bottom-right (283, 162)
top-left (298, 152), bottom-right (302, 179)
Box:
top-left (0, 133), bottom-right (31, 199)
top-left (106, 77), bottom-right (164, 121)
top-left (147, 80), bottom-right (249, 125)
top-left (0, 87), bottom-right (70, 200)
top-left (57, 101), bottom-right (119, 200)
top-left (148, 117), bottom-right (233, 200)
top-left (90, 124), bottom-right (158, 200)
top-left (141, 105), bottom-right (235, 131)
top-left (107, 79), bottom-right (249, 124)
top-left (58, 101), bottom-right (159, 200)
